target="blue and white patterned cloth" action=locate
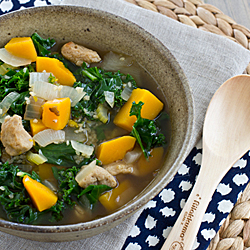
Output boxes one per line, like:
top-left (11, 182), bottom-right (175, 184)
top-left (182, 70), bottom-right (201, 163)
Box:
top-left (1, 1), bottom-right (250, 250)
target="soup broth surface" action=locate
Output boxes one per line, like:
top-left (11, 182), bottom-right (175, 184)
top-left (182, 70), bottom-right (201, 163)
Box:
top-left (0, 34), bottom-right (171, 225)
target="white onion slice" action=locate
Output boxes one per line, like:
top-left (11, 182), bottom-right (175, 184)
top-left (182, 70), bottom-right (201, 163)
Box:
top-left (24, 96), bottom-right (45, 120)
top-left (0, 114), bottom-right (7, 123)
top-left (59, 86), bottom-right (86, 106)
top-left (104, 91), bottom-right (114, 108)
top-left (0, 91), bottom-right (20, 117)
top-left (29, 72), bottom-right (51, 87)
top-left (33, 129), bottom-right (65, 147)
top-left (101, 51), bottom-right (133, 71)
top-left (123, 147), bottom-right (142, 164)
top-left (31, 81), bottom-right (60, 100)
top-left (0, 48), bottom-right (32, 67)
top-left (121, 82), bottom-right (133, 101)
top-left (75, 160), bottom-right (96, 185)
top-left (0, 63), bottom-right (16, 75)
top-left (101, 51), bottom-right (141, 84)
top-left (71, 140), bottom-right (94, 158)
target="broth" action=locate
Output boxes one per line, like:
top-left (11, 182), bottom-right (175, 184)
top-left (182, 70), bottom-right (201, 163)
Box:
top-left (0, 35), bottom-right (171, 225)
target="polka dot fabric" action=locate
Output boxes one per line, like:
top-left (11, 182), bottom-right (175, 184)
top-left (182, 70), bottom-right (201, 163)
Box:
top-left (1, 2), bottom-right (250, 249)
top-left (123, 140), bottom-right (250, 249)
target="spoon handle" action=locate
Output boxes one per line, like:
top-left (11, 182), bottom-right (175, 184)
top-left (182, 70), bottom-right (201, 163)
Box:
top-left (161, 168), bottom-right (218, 250)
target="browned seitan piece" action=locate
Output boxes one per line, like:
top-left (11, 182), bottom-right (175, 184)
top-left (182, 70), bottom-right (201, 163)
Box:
top-left (61, 42), bottom-right (101, 66)
top-left (77, 166), bottom-right (117, 188)
top-left (1, 115), bottom-right (33, 156)
top-left (103, 161), bottom-right (136, 175)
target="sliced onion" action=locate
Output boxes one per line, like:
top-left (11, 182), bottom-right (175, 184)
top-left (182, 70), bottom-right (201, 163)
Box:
top-left (63, 126), bottom-right (87, 142)
top-left (75, 160), bottom-right (96, 185)
top-left (123, 147), bottom-right (142, 164)
top-left (24, 96), bottom-right (45, 120)
top-left (121, 82), bottom-right (134, 101)
top-left (59, 86), bottom-right (86, 106)
top-left (0, 91), bottom-right (20, 117)
top-left (29, 72), bottom-right (51, 87)
top-left (96, 103), bottom-right (109, 123)
top-left (0, 63), bottom-right (16, 75)
top-left (71, 140), bottom-right (94, 158)
top-left (0, 114), bottom-right (7, 123)
top-left (31, 81), bottom-right (60, 100)
top-left (101, 51), bottom-right (142, 84)
top-left (101, 51), bottom-right (133, 71)
top-left (33, 129), bottom-right (65, 147)
top-left (104, 91), bottom-right (114, 108)
top-left (0, 48), bottom-right (32, 67)
top-left (26, 151), bottom-right (47, 165)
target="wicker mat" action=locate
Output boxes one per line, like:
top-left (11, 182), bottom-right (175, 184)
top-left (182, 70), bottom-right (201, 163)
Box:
top-left (122, 0), bottom-right (250, 249)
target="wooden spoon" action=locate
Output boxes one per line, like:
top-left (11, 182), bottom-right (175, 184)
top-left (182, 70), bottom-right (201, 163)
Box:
top-left (161, 75), bottom-right (250, 250)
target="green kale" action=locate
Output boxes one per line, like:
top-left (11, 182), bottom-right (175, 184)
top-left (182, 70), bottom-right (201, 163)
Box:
top-left (72, 63), bottom-right (137, 121)
top-left (130, 101), bottom-right (166, 159)
top-left (52, 166), bottom-right (80, 207)
top-left (31, 33), bottom-right (76, 72)
top-left (0, 67), bottom-right (33, 116)
top-left (52, 166), bottom-right (112, 217)
top-left (31, 32), bottom-right (56, 57)
top-left (34, 142), bottom-right (93, 168)
top-left (78, 184), bottom-right (112, 204)
top-left (0, 162), bottom-right (42, 224)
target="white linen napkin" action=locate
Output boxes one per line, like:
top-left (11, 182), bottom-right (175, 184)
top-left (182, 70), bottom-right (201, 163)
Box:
top-left (1, 0), bottom-right (250, 249)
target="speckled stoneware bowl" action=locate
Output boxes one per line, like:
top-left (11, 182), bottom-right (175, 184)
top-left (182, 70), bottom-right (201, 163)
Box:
top-left (0, 5), bottom-right (194, 241)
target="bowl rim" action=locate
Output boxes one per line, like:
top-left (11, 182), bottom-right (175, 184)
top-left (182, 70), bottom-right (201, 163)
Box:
top-left (0, 5), bottom-right (194, 234)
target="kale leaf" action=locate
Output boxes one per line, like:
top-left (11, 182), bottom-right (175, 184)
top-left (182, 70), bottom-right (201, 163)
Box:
top-left (34, 142), bottom-right (93, 168)
top-left (72, 64), bottom-right (137, 121)
top-left (78, 184), bottom-right (112, 204)
top-left (0, 162), bottom-right (43, 224)
top-left (52, 166), bottom-right (112, 218)
top-left (0, 67), bottom-right (33, 117)
top-left (130, 101), bottom-right (166, 159)
top-left (31, 32), bottom-right (56, 57)
top-left (52, 166), bottom-right (80, 207)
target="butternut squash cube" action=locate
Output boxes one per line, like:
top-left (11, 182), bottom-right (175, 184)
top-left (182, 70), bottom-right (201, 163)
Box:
top-left (137, 147), bottom-right (165, 176)
top-left (23, 175), bottom-right (58, 212)
top-left (5, 37), bottom-right (37, 62)
top-left (99, 179), bottom-right (134, 211)
top-left (30, 119), bottom-right (48, 136)
top-left (113, 88), bottom-right (164, 131)
top-left (36, 57), bottom-right (76, 86)
top-left (42, 97), bottom-right (71, 130)
top-left (96, 136), bottom-right (136, 165)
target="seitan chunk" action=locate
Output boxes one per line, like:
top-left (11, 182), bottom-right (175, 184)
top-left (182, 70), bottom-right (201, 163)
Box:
top-left (1, 115), bottom-right (33, 156)
top-left (77, 166), bottom-right (117, 188)
top-left (103, 161), bottom-right (136, 175)
top-left (61, 42), bottom-right (101, 66)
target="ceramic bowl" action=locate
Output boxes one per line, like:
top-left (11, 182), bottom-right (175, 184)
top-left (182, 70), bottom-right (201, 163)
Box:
top-left (0, 5), bottom-right (194, 241)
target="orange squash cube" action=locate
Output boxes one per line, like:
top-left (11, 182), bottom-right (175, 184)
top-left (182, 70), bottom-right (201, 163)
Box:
top-left (96, 136), bottom-right (136, 165)
top-left (36, 57), bottom-right (76, 86)
top-left (30, 119), bottom-right (48, 136)
top-left (42, 97), bottom-right (71, 130)
top-left (23, 175), bottom-right (58, 212)
top-left (113, 88), bottom-right (164, 131)
top-left (5, 37), bottom-right (37, 62)
top-left (137, 147), bottom-right (165, 176)
top-left (99, 179), bottom-right (134, 211)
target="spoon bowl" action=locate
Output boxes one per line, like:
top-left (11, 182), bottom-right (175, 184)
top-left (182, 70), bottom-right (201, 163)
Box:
top-left (162, 75), bottom-right (250, 250)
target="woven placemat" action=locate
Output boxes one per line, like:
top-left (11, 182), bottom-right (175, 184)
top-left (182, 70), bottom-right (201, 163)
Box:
top-left (122, 0), bottom-right (250, 249)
